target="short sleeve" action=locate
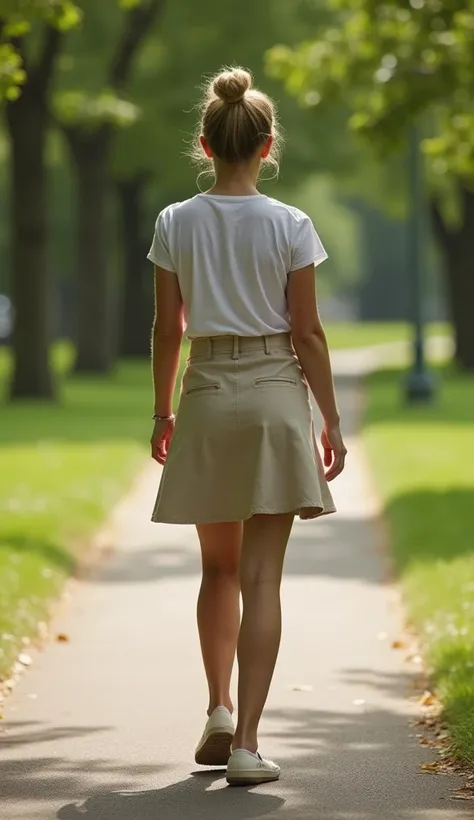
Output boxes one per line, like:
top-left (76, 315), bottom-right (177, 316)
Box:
top-left (147, 209), bottom-right (175, 272)
top-left (290, 215), bottom-right (328, 272)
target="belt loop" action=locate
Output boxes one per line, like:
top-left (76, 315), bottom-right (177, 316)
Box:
top-left (232, 336), bottom-right (239, 360)
top-left (264, 335), bottom-right (271, 355)
top-left (207, 337), bottom-right (213, 360)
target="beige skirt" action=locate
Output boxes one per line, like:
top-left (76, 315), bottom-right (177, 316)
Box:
top-left (152, 334), bottom-right (336, 524)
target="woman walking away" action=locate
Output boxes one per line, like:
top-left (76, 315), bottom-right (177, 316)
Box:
top-left (148, 67), bottom-right (346, 787)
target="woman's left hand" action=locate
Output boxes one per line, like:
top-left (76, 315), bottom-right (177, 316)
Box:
top-left (150, 418), bottom-right (175, 465)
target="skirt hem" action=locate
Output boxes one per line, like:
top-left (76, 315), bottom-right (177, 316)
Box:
top-left (151, 502), bottom-right (337, 526)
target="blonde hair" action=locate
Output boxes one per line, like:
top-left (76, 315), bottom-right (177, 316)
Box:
top-left (192, 67), bottom-right (281, 177)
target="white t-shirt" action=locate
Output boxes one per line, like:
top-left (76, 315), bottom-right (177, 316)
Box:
top-left (147, 193), bottom-right (327, 339)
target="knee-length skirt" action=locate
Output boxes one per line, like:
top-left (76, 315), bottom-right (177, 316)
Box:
top-left (151, 333), bottom-right (336, 524)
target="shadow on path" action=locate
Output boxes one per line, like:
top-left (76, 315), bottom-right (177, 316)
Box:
top-left (1, 686), bottom-right (464, 819)
top-left (95, 514), bottom-right (382, 586)
top-left (57, 771), bottom-right (285, 820)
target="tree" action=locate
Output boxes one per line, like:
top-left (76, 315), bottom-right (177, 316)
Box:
top-left (268, 0), bottom-right (474, 368)
top-left (115, 172), bottom-right (154, 356)
top-left (3, 3), bottom-right (80, 399)
top-left (55, 0), bottom-right (165, 374)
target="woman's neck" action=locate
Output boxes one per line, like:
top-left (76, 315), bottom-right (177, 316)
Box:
top-left (209, 161), bottom-right (260, 196)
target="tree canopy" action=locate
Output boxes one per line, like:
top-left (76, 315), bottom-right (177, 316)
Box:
top-left (268, 0), bottom-right (474, 180)
top-left (0, 0), bottom-right (147, 100)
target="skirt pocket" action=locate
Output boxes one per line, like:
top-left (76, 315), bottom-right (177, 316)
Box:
top-left (254, 376), bottom-right (297, 388)
top-left (186, 383), bottom-right (220, 396)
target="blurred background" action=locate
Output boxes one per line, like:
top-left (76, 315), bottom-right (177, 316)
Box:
top-left (1, 0), bottom-right (465, 402)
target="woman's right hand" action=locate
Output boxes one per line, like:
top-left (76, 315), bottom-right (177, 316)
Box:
top-left (321, 424), bottom-right (347, 481)
top-left (150, 418), bottom-right (175, 465)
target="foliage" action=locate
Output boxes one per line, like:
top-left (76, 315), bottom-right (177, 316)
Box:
top-left (0, 41), bottom-right (25, 99)
top-left (0, 0), bottom-right (148, 102)
top-left (267, 0), bottom-right (474, 180)
top-left (0, 1), bottom-right (80, 100)
top-left (55, 88), bottom-right (139, 128)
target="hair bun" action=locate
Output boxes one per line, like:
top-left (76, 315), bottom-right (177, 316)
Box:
top-left (213, 68), bottom-right (252, 104)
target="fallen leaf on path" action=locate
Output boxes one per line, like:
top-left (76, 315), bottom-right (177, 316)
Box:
top-left (452, 787), bottom-right (474, 801)
top-left (420, 761), bottom-right (442, 773)
top-left (419, 735), bottom-right (447, 749)
top-left (56, 634), bottom-right (69, 643)
top-left (412, 716), bottom-right (438, 731)
top-left (419, 736), bottom-right (435, 747)
top-left (391, 640), bottom-right (405, 650)
top-left (418, 690), bottom-right (437, 707)
top-left (17, 653), bottom-right (32, 667)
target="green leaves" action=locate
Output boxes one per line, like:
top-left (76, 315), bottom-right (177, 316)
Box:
top-left (0, 1), bottom-right (82, 101)
top-left (48, 1), bottom-right (82, 31)
top-left (268, 0), bottom-right (474, 178)
top-left (0, 42), bottom-right (26, 100)
top-left (0, 1), bottom-right (81, 27)
top-left (55, 88), bottom-right (139, 128)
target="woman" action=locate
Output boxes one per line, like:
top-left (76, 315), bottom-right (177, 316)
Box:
top-left (147, 67), bottom-right (346, 787)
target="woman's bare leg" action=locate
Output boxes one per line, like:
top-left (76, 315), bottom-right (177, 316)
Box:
top-left (232, 513), bottom-right (294, 752)
top-left (196, 522), bottom-right (242, 715)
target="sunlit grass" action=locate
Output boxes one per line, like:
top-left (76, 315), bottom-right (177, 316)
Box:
top-left (326, 320), bottom-right (449, 350)
top-left (364, 365), bottom-right (474, 765)
top-left (0, 345), bottom-right (188, 679)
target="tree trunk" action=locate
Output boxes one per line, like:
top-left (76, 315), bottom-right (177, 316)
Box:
top-left (444, 244), bottom-right (474, 371)
top-left (431, 188), bottom-right (474, 370)
top-left (116, 175), bottom-right (154, 357)
top-left (5, 29), bottom-right (62, 400)
top-left (67, 128), bottom-right (116, 374)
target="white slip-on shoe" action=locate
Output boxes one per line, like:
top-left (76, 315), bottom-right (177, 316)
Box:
top-left (194, 706), bottom-right (235, 766)
top-left (226, 749), bottom-right (281, 786)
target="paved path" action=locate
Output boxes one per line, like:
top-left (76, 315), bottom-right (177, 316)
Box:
top-left (0, 364), bottom-right (469, 820)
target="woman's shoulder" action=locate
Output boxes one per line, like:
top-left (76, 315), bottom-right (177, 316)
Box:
top-left (155, 196), bottom-right (201, 223)
top-left (264, 197), bottom-right (312, 226)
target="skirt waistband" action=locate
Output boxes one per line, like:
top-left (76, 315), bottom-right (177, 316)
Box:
top-left (189, 333), bottom-right (292, 360)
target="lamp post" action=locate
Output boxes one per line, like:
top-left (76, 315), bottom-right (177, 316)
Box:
top-left (404, 122), bottom-right (436, 404)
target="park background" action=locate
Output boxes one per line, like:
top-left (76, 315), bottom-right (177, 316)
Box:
top-left (0, 0), bottom-right (473, 775)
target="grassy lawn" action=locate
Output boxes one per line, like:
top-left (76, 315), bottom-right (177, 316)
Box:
top-left (0, 344), bottom-right (189, 681)
top-left (363, 365), bottom-right (474, 765)
top-left (325, 320), bottom-right (449, 350)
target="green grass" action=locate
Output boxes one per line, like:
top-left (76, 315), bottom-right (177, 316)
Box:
top-left (363, 365), bottom-right (474, 765)
top-left (0, 343), bottom-right (189, 680)
top-left (325, 320), bottom-right (449, 350)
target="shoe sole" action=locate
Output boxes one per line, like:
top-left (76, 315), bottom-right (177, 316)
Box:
top-left (195, 730), bottom-right (234, 766)
top-left (226, 771), bottom-right (280, 786)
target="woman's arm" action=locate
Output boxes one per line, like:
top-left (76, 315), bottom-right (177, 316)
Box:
top-left (151, 265), bottom-right (184, 417)
top-left (287, 263), bottom-right (347, 480)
